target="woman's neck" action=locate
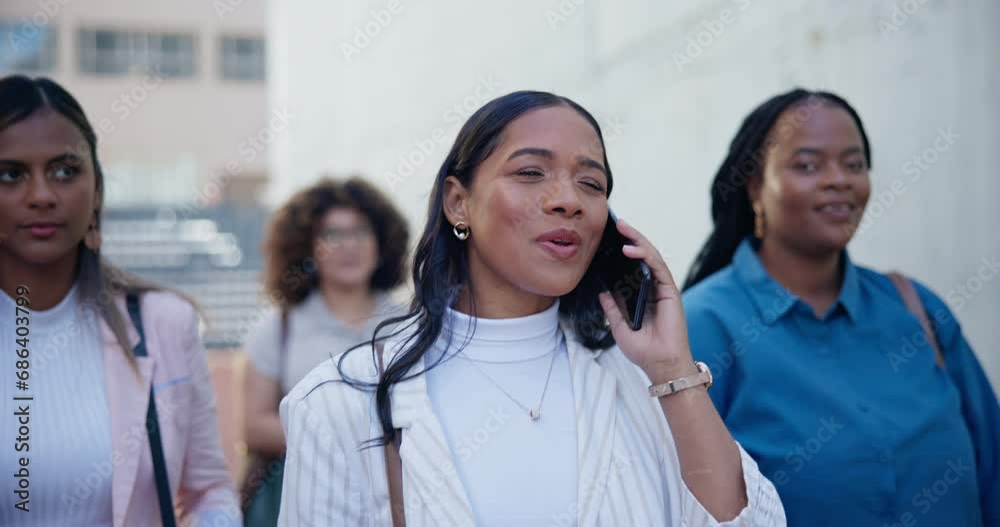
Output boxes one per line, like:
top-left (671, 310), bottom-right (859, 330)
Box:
top-left (453, 284), bottom-right (556, 320)
top-left (455, 253), bottom-right (558, 319)
top-left (757, 238), bottom-right (842, 317)
top-left (0, 252), bottom-right (77, 310)
top-left (319, 281), bottom-right (376, 329)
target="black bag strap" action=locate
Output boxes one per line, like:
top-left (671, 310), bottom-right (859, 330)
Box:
top-left (126, 292), bottom-right (178, 527)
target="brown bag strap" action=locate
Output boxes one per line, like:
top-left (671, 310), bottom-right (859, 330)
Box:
top-left (375, 343), bottom-right (405, 527)
top-left (887, 271), bottom-right (945, 366)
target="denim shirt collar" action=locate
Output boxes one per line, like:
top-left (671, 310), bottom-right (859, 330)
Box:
top-left (732, 238), bottom-right (862, 325)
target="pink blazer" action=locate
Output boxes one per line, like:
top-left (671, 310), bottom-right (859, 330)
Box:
top-left (100, 291), bottom-right (240, 526)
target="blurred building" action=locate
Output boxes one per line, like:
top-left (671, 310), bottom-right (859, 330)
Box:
top-left (268, 0), bottom-right (1000, 388)
top-left (1, 0), bottom-right (273, 347)
top-left (1, 0), bottom-right (275, 478)
top-left (0, 0), bottom-right (270, 206)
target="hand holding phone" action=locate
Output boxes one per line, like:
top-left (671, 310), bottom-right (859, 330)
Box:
top-left (594, 209), bottom-right (652, 330)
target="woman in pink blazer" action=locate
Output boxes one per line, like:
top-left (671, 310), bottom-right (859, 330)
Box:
top-left (0, 75), bottom-right (240, 526)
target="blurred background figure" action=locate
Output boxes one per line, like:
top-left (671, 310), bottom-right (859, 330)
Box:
top-left (682, 89), bottom-right (999, 526)
top-left (241, 176), bottom-right (409, 525)
top-left (0, 75), bottom-right (240, 526)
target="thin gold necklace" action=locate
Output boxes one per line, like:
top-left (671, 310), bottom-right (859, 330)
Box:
top-left (459, 335), bottom-right (562, 422)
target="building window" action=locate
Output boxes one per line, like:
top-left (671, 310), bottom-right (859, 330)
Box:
top-left (0, 21), bottom-right (58, 73)
top-left (78, 29), bottom-right (196, 78)
top-left (220, 36), bottom-right (265, 81)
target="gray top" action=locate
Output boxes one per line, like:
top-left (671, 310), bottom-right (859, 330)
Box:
top-left (246, 290), bottom-right (406, 394)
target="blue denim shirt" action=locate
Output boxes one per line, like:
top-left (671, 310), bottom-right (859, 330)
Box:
top-left (683, 238), bottom-right (999, 527)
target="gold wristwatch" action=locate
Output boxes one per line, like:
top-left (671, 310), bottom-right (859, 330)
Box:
top-left (648, 361), bottom-right (713, 398)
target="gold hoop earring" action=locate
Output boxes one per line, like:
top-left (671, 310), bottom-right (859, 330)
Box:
top-left (752, 202), bottom-right (765, 239)
top-left (84, 222), bottom-right (102, 251)
top-left (453, 222), bottom-right (470, 241)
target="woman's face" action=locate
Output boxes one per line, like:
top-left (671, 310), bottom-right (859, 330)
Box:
top-left (0, 108), bottom-right (98, 269)
top-left (752, 102), bottom-right (871, 256)
top-left (445, 105), bottom-right (609, 302)
top-left (312, 206), bottom-right (380, 290)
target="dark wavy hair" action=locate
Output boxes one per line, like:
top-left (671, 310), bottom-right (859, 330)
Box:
top-left (262, 176), bottom-right (410, 308)
top-left (0, 75), bottom-right (174, 370)
top-left (683, 88), bottom-right (872, 290)
top-left (340, 91), bottom-right (616, 445)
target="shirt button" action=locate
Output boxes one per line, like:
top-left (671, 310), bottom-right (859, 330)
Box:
top-left (858, 402), bottom-right (870, 413)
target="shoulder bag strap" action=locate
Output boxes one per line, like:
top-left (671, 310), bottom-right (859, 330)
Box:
top-left (375, 342), bottom-right (405, 527)
top-left (126, 292), bottom-right (178, 527)
top-left (887, 271), bottom-right (945, 366)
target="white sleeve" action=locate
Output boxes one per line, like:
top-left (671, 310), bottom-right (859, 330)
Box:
top-left (277, 385), bottom-right (369, 526)
top-left (673, 442), bottom-right (787, 526)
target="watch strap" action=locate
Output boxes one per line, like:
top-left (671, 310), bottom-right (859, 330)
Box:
top-left (648, 361), bottom-right (712, 397)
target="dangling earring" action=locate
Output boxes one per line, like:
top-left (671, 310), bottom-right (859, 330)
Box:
top-left (453, 221), bottom-right (470, 241)
top-left (752, 202), bottom-right (765, 239)
top-left (84, 220), bottom-right (102, 251)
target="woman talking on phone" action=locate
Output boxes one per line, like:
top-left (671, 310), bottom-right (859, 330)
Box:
top-left (0, 75), bottom-right (240, 525)
top-left (682, 89), bottom-right (999, 526)
top-left (278, 91), bottom-right (784, 526)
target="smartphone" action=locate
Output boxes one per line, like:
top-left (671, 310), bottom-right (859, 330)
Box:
top-left (594, 209), bottom-right (652, 330)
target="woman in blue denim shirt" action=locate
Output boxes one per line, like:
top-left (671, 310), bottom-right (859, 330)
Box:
top-left (681, 88), bottom-right (999, 526)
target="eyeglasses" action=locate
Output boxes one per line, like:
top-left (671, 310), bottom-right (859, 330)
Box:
top-left (317, 225), bottom-right (374, 244)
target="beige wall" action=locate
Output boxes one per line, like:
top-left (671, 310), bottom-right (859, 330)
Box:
top-left (0, 0), bottom-right (268, 206)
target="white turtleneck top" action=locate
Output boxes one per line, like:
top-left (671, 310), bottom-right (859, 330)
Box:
top-left (424, 300), bottom-right (578, 526)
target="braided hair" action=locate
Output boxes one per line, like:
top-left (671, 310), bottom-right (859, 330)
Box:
top-left (682, 88), bottom-right (872, 290)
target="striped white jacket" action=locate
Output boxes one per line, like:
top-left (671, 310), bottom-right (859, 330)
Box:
top-left (278, 318), bottom-right (786, 526)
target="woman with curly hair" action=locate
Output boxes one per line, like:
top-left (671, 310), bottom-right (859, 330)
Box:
top-left (240, 176), bottom-right (409, 524)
